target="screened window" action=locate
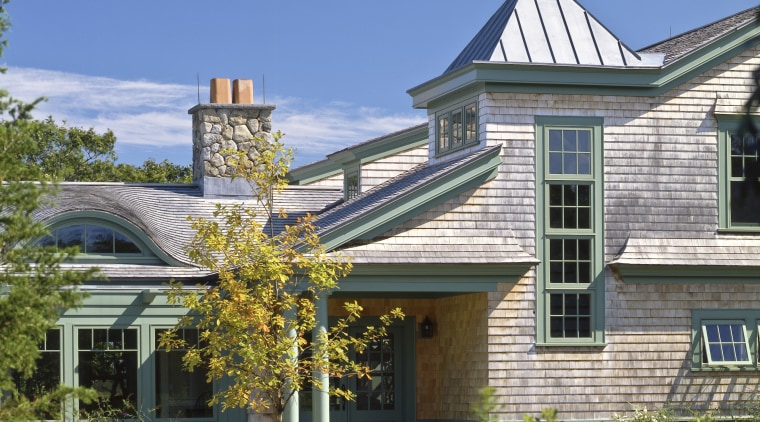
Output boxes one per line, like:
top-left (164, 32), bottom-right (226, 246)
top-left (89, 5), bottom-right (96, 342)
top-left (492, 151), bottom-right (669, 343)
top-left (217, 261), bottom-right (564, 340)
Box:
top-left (155, 328), bottom-right (212, 419)
top-left (436, 100), bottom-right (478, 154)
top-left (38, 223), bottom-right (142, 255)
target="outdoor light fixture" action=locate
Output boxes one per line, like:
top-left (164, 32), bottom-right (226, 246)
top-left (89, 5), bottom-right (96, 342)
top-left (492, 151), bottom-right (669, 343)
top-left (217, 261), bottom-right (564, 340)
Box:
top-left (419, 316), bottom-right (434, 338)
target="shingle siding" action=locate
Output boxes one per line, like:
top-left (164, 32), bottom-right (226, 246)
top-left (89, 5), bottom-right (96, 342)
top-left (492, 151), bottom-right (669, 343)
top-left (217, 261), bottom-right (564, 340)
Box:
top-left (467, 43), bottom-right (760, 421)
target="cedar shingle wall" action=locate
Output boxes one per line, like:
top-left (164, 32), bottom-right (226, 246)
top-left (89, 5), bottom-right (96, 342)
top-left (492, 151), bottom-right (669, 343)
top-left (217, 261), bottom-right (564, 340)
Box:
top-left (475, 46), bottom-right (760, 420)
top-left (361, 144), bottom-right (429, 192)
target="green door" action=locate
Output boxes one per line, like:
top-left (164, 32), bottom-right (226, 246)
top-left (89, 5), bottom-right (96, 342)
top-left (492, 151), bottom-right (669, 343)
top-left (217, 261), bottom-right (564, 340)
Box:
top-left (330, 324), bottom-right (409, 422)
top-left (299, 320), bottom-right (415, 422)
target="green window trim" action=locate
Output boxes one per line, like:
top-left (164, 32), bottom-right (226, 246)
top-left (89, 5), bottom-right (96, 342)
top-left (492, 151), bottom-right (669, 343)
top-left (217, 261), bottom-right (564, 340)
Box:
top-left (344, 164), bottom-right (361, 201)
top-left (435, 99), bottom-right (479, 156)
top-left (691, 310), bottom-right (760, 370)
top-left (536, 116), bottom-right (605, 345)
top-left (717, 115), bottom-right (760, 232)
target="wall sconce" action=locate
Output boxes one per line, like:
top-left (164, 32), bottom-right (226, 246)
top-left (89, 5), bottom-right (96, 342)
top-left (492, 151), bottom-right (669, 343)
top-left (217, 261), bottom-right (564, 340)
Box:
top-left (419, 316), bottom-right (434, 338)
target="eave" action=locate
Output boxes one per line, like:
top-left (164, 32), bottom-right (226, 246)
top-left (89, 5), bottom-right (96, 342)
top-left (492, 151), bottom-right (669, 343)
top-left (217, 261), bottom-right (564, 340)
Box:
top-left (333, 262), bottom-right (533, 294)
top-left (611, 264), bottom-right (760, 283)
top-left (408, 22), bottom-right (760, 109)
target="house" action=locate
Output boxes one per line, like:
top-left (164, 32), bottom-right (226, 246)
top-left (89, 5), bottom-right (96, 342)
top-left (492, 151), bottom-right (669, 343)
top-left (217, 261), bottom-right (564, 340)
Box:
top-left (23, 0), bottom-right (760, 420)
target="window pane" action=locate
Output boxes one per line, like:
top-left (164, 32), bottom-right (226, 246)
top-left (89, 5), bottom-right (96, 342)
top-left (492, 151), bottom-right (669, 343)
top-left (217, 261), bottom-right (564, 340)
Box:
top-left (86, 225), bottom-right (113, 253)
top-left (563, 130), bottom-right (577, 151)
top-left (114, 231), bottom-right (142, 254)
top-left (78, 328), bottom-right (139, 416)
top-left (57, 225), bottom-right (84, 251)
top-left (438, 116), bottom-right (449, 152)
top-left (549, 152), bottom-right (563, 174)
top-left (577, 130), bottom-right (591, 152)
top-left (451, 109), bottom-right (463, 147)
top-left (563, 153), bottom-right (577, 175)
top-left (155, 329), bottom-right (212, 419)
top-left (465, 103), bottom-right (477, 142)
top-left (549, 130), bottom-right (562, 151)
top-left (13, 329), bottom-right (62, 419)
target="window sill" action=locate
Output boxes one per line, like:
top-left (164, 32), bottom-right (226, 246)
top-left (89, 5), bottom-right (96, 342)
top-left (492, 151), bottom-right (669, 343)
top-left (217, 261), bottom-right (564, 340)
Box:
top-left (435, 141), bottom-right (481, 159)
top-left (536, 342), bottom-right (607, 348)
top-left (717, 227), bottom-right (760, 235)
top-left (691, 366), bottom-right (760, 372)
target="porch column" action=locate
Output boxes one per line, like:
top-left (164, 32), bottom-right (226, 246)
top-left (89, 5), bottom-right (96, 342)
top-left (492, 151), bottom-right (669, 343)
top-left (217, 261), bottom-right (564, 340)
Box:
top-left (283, 307), bottom-right (299, 422)
top-left (312, 294), bottom-right (329, 422)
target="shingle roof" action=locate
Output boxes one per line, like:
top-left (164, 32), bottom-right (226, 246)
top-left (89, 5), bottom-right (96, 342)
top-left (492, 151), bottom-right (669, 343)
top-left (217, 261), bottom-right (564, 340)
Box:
top-left (610, 236), bottom-right (760, 268)
top-left (314, 146), bottom-right (502, 237)
top-left (638, 6), bottom-right (760, 65)
top-left (33, 183), bottom-right (342, 273)
top-left (445, 0), bottom-right (660, 75)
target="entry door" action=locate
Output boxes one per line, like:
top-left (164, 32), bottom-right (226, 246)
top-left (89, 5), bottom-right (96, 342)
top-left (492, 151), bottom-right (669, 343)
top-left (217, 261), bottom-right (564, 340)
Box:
top-left (330, 325), bottom-right (408, 422)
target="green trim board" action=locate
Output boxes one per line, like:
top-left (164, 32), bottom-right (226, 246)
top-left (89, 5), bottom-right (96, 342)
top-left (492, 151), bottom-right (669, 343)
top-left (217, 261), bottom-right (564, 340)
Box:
top-left (408, 23), bottom-right (760, 109)
top-left (535, 116), bottom-right (605, 346)
top-left (333, 263), bottom-right (534, 293)
top-left (288, 124), bottom-right (428, 185)
top-left (611, 264), bottom-right (760, 283)
top-left (319, 145), bottom-right (503, 251)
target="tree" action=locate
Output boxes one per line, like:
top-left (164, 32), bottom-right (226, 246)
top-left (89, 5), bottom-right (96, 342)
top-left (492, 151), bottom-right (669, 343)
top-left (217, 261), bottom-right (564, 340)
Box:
top-left (0, 55), bottom-right (97, 422)
top-left (160, 131), bottom-right (403, 422)
top-left (23, 117), bottom-right (192, 183)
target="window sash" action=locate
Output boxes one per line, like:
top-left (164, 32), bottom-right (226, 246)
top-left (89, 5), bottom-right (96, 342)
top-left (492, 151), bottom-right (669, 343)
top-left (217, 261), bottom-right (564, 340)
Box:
top-left (701, 321), bottom-right (752, 365)
top-left (436, 101), bottom-right (478, 155)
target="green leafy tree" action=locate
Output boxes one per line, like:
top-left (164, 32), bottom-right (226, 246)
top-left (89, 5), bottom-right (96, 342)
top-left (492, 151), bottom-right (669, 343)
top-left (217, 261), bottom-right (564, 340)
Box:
top-left (0, 1), bottom-right (101, 418)
top-left (160, 131), bottom-right (403, 421)
top-left (23, 117), bottom-right (192, 183)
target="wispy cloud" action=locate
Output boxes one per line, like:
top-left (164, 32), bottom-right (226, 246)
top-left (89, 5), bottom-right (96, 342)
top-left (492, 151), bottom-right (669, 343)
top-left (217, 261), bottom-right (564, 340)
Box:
top-left (0, 67), bottom-right (426, 166)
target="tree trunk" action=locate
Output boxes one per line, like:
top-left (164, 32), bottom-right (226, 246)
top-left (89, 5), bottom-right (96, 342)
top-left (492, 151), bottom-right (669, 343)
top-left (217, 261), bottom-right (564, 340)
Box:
top-left (248, 411), bottom-right (281, 422)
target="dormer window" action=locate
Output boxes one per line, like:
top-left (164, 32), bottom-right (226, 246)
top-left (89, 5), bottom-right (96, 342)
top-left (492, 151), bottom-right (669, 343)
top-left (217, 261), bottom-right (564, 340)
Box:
top-left (436, 100), bottom-right (478, 155)
top-left (344, 165), bottom-right (361, 201)
top-left (38, 223), bottom-right (142, 255)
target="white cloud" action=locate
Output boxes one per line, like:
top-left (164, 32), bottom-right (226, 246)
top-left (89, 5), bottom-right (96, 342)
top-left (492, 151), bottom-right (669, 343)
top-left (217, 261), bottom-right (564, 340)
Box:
top-left (0, 67), bottom-right (426, 166)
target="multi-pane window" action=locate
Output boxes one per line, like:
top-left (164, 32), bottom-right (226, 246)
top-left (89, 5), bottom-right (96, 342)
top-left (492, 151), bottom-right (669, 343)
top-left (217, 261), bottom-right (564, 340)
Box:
top-left (345, 167), bottom-right (360, 201)
top-left (692, 310), bottom-right (760, 369)
top-left (155, 328), bottom-right (213, 419)
top-left (537, 117), bottom-right (603, 344)
top-left (77, 328), bottom-right (139, 414)
top-left (38, 223), bottom-right (142, 254)
top-left (436, 101), bottom-right (478, 154)
top-left (701, 321), bottom-right (751, 365)
top-left (718, 117), bottom-right (760, 230)
top-left (355, 334), bottom-right (396, 411)
top-left (728, 131), bottom-right (760, 227)
top-left (13, 329), bottom-right (62, 419)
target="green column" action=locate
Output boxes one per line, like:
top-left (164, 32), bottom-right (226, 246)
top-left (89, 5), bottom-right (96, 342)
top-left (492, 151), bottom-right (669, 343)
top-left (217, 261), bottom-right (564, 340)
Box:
top-left (312, 294), bottom-right (329, 422)
top-left (283, 308), bottom-right (299, 422)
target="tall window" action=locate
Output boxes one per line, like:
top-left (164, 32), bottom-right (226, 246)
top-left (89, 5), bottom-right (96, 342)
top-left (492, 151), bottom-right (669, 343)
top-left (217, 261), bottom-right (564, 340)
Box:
top-left (536, 117), bottom-right (604, 345)
top-left (77, 328), bottom-right (139, 414)
top-left (13, 329), bottom-right (62, 420)
top-left (718, 117), bottom-right (760, 230)
top-left (344, 166), bottom-right (360, 201)
top-left (436, 100), bottom-right (478, 155)
top-left (155, 328), bottom-right (212, 419)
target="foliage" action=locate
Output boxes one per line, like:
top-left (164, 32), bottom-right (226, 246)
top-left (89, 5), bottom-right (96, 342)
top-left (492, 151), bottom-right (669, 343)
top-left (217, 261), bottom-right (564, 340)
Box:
top-left (473, 386), bottom-right (500, 422)
top-left (22, 116), bottom-right (192, 183)
top-left (524, 408), bottom-right (560, 422)
top-left (0, 1), bottom-right (100, 418)
top-left (160, 131), bottom-right (403, 418)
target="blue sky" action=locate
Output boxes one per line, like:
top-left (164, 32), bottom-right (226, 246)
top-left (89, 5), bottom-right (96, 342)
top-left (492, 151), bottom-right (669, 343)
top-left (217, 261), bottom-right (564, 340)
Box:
top-left (2, 0), bottom-right (758, 168)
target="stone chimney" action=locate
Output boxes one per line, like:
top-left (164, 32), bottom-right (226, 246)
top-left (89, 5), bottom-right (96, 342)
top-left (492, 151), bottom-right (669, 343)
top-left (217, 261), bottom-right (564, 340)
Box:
top-left (189, 78), bottom-right (276, 198)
